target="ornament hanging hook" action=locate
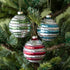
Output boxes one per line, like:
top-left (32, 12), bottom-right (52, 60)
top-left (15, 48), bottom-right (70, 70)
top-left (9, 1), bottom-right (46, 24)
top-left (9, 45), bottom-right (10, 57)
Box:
top-left (18, 0), bottom-right (22, 11)
top-left (50, 0), bottom-right (51, 10)
top-left (18, 0), bottom-right (23, 14)
top-left (47, 0), bottom-right (51, 10)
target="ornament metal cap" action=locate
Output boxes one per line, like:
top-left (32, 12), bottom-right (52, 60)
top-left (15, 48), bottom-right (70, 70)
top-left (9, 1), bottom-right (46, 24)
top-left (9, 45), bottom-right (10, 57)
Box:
top-left (46, 15), bottom-right (51, 18)
top-left (32, 36), bottom-right (37, 39)
top-left (17, 11), bottom-right (23, 15)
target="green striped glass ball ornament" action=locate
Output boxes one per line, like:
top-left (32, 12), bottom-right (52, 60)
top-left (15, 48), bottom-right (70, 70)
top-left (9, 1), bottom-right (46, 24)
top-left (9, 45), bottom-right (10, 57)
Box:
top-left (9, 12), bottom-right (30, 38)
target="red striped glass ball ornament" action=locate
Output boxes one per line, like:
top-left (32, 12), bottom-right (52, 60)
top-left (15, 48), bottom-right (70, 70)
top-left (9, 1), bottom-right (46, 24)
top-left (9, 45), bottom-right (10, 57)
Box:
top-left (9, 11), bottom-right (30, 38)
top-left (23, 36), bottom-right (46, 63)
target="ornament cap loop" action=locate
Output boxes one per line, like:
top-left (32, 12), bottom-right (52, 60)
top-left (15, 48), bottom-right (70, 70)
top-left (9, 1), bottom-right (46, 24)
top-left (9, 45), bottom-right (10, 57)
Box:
top-left (46, 15), bottom-right (51, 18)
top-left (17, 11), bottom-right (23, 15)
top-left (32, 36), bottom-right (37, 39)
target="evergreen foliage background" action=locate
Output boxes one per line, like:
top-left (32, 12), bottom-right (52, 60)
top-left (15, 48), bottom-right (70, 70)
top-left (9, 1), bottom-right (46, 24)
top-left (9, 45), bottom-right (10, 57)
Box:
top-left (0, 0), bottom-right (70, 70)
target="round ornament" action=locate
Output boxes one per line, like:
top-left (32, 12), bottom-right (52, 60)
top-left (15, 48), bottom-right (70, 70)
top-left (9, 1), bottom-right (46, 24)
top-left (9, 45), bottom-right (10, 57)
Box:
top-left (9, 11), bottom-right (30, 38)
top-left (23, 36), bottom-right (46, 63)
top-left (37, 15), bottom-right (59, 41)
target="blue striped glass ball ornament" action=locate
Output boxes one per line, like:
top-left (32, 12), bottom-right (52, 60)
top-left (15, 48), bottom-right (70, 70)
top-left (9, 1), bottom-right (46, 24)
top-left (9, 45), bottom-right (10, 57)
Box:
top-left (37, 15), bottom-right (59, 41)
top-left (9, 12), bottom-right (30, 38)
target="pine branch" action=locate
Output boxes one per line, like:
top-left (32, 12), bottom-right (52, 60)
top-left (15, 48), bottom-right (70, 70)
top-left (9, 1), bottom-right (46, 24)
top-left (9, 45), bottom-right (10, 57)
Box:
top-left (3, 5), bottom-right (17, 11)
top-left (1, 44), bottom-right (13, 51)
top-left (47, 43), bottom-right (65, 51)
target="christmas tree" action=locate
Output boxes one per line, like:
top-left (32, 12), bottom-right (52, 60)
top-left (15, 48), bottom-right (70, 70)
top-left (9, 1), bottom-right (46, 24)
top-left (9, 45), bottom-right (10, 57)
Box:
top-left (0, 0), bottom-right (70, 70)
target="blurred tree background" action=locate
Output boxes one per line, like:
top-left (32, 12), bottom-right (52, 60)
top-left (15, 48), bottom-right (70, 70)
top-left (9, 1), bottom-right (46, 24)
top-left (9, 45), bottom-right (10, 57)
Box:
top-left (0, 0), bottom-right (70, 70)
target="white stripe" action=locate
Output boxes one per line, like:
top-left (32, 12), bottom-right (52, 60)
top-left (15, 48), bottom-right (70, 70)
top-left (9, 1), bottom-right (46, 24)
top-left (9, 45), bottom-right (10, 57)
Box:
top-left (26, 42), bottom-right (41, 46)
top-left (38, 33), bottom-right (58, 37)
top-left (24, 48), bottom-right (45, 52)
top-left (45, 22), bottom-right (57, 24)
top-left (12, 18), bottom-right (17, 20)
top-left (28, 60), bottom-right (40, 63)
top-left (13, 32), bottom-right (26, 34)
top-left (12, 18), bottom-right (24, 21)
top-left (26, 40), bottom-right (43, 46)
top-left (9, 23), bottom-right (30, 27)
top-left (14, 35), bottom-right (25, 38)
top-left (9, 30), bottom-right (30, 32)
top-left (42, 39), bottom-right (53, 41)
top-left (38, 33), bottom-right (58, 36)
top-left (38, 27), bottom-right (59, 30)
top-left (14, 15), bottom-right (25, 20)
top-left (37, 27), bottom-right (59, 30)
top-left (10, 21), bottom-right (19, 23)
top-left (24, 54), bottom-right (45, 58)
top-left (26, 44), bottom-right (42, 46)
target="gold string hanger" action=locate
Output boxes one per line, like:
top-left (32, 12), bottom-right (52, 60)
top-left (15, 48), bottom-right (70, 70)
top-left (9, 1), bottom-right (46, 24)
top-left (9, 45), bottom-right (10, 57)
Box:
top-left (47, 0), bottom-right (51, 10)
top-left (18, 0), bottom-right (23, 14)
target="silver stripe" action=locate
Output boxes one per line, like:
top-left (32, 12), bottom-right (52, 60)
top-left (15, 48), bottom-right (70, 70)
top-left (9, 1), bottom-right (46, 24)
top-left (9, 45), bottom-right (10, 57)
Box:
top-left (38, 33), bottom-right (58, 37)
top-left (14, 35), bottom-right (25, 38)
top-left (25, 40), bottom-right (43, 46)
top-left (13, 33), bottom-right (25, 35)
top-left (13, 16), bottom-right (25, 20)
top-left (11, 18), bottom-right (24, 21)
top-left (26, 43), bottom-right (41, 46)
top-left (45, 22), bottom-right (57, 24)
top-left (37, 27), bottom-right (59, 31)
top-left (24, 48), bottom-right (45, 52)
top-left (13, 32), bottom-right (26, 34)
top-left (24, 54), bottom-right (45, 58)
top-left (9, 30), bottom-right (29, 32)
top-left (40, 35), bottom-right (57, 37)
top-left (38, 33), bottom-right (58, 36)
top-left (42, 39), bottom-right (54, 41)
top-left (9, 23), bottom-right (30, 27)
top-left (12, 18), bottom-right (17, 20)
top-left (28, 60), bottom-right (40, 63)
top-left (10, 21), bottom-right (19, 23)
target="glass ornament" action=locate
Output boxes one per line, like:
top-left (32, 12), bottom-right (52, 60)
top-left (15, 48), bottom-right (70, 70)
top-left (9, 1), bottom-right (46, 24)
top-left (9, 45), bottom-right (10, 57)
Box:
top-left (9, 11), bottom-right (30, 38)
top-left (37, 15), bottom-right (59, 41)
top-left (23, 36), bottom-right (46, 63)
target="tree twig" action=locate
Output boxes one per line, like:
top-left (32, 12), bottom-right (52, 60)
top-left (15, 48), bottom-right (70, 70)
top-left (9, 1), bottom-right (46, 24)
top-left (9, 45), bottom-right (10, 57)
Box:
top-left (47, 43), bottom-right (65, 51)
top-left (52, 3), bottom-right (70, 17)
top-left (1, 43), bottom-right (65, 52)
top-left (1, 44), bottom-right (13, 51)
